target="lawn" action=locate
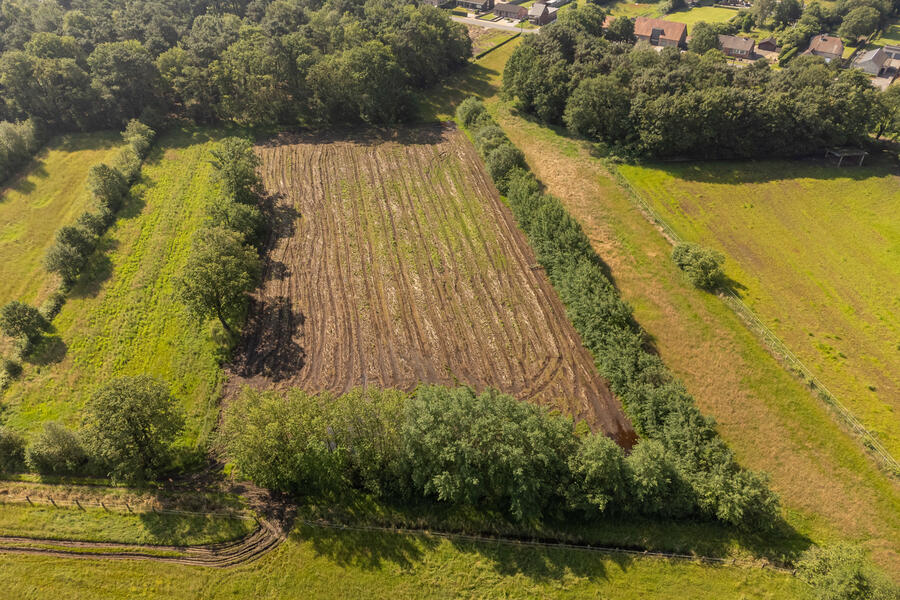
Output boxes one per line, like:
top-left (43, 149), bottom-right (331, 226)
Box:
top-left (870, 21), bottom-right (900, 48)
top-left (1, 524), bottom-right (811, 599)
top-left (0, 127), bottom-right (232, 448)
top-left (664, 5), bottom-right (739, 26)
top-left (609, 1), bottom-right (738, 25)
top-left (0, 132), bottom-right (125, 309)
top-left (0, 503), bottom-right (253, 546)
top-left (617, 160), bottom-right (900, 460)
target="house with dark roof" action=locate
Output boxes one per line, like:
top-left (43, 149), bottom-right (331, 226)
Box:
top-left (634, 17), bottom-right (687, 48)
top-left (456, 0), bottom-right (494, 12)
top-left (718, 34), bottom-right (755, 58)
top-left (804, 34), bottom-right (843, 62)
top-left (494, 2), bottom-right (527, 19)
top-left (528, 2), bottom-right (557, 25)
top-left (757, 37), bottom-right (778, 52)
top-left (855, 47), bottom-right (887, 75)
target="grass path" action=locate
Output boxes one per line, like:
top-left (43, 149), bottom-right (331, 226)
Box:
top-left (0, 132), bottom-right (124, 308)
top-left (1, 128), bottom-right (230, 446)
top-left (487, 106), bottom-right (900, 578)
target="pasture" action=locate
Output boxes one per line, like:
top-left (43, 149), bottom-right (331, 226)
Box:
top-left (231, 126), bottom-right (635, 444)
top-left (609, 1), bottom-right (737, 24)
top-left (0, 132), bottom-right (124, 308)
top-left (618, 160), bottom-right (900, 459)
top-left (1, 128), bottom-right (230, 446)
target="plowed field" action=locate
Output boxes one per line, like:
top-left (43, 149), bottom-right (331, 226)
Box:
top-left (231, 125), bottom-right (634, 446)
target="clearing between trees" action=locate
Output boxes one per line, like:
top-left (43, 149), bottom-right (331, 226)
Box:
top-left (229, 125), bottom-right (635, 446)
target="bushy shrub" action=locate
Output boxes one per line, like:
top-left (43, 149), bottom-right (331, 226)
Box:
top-left (797, 543), bottom-right (899, 600)
top-left (672, 243), bottom-right (726, 290)
top-left (485, 144), bottom-right (526, 193)
top-left (44, 225), bottom-right (95, 285)
top-left (0, 300), bottom-right (48, 345)
top-left (626, 440), bottom-right (696, 518)
top-left (123, 119), bottom-right (155, 158)
top-left (455, 97), bottom-right (487, 128)
top-left (1, 357), bottom-right (23, 379)
top-left (82, 376), bottom-right (184, 483)
top-left (404, 386), bottom-right (576, 522)
top-left (566, 433), bottom-right (630, 515)
top-left (0, 119), bottom-right (43, 184)
top-left (221, 388), bottom-right (350, 495)
top-left (0, 428), bottom-right (26, 473)
top-left (25, 422), bottom-right (89, 475)
top-left (39, 290), bottom-right (67, 321)
top-left (87, 163), bottom-right (128, 213)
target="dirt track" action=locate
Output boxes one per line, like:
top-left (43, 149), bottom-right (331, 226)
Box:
top-left (230, 125), bottom-right (635, 446)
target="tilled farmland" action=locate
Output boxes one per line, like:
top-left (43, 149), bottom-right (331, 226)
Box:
top-left (231, 125), bottom-right (635, 446)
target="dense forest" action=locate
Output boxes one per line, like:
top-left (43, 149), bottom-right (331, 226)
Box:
top-left (0, 0), bottom-right (470, 130)
top-left (504, 4), bottom-right (893, 158)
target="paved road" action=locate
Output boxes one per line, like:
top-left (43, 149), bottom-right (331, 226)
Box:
top-left (451, 15), bottom-right (539, 33)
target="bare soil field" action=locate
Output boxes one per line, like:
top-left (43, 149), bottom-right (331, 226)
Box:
top-left (229, 125), bottom-right (635, 446)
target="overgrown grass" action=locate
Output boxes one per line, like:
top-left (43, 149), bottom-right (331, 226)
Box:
top-left (618, 159), bottom-right (900, 460)
top-left (0, 524), bottom-right (811, 599)
top-left (0, 502), bottom-right (253, 546)
top-left (1, 127), bottom-right (234, 449)
top-left (0, 132), bottom-right (125, 309)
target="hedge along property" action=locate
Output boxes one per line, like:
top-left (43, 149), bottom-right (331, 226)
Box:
top-left (455, 97), bottom-right (779, 531)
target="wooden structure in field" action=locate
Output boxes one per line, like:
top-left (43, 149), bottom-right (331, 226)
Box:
top-left (825, 147), bottom-right (869, 167)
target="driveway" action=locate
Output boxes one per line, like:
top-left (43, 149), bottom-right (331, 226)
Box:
top-left (451, 15), bottom-right (539, 33)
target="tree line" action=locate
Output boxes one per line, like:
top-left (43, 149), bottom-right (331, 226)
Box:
top-left (222, 384), bottom-right (767, 529)
top-left (457, 97), bottom-right (779, 531)
top-left (0, 120), bottom-right (155, 386)
top-left (504, 4), bottom-right (892, 159)
top-left (175, 137), bottom-right (264, 338)
top-left (0, 0), bottom-right (470, 130)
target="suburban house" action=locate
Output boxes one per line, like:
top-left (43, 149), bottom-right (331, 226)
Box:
top-left (856, 47), bottom-right (887, 75)
top-left (804, 34), bottom-right (844, 62)
top-left (718, 34), bottom-right (755, 58)
top-left (495, 2), bottom-right (527, 19)
top-left (528, 3), bottom-right (557, 25)
top-left (881, 44), bottom-right (900, 60)
top-left (456, 0), bottom-right (494, 12)
top-left (757, 37), bottom-right (778, 52)
top-left (634, 17), bottom-right (687, 48)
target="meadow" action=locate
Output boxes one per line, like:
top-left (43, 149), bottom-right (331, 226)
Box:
top-left (618, 160), bottom-right (900, 459)
top-left (0, 132), bottom-right (124, 308)
top-left (1, 524), bottom-right (811, 600)
top-left (1, 128), bottom-right (232, 447)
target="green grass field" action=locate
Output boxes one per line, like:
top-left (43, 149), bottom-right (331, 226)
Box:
top-left (0, 132), bottom-right (125, 309)
top-left (0, 503), bottom-right (253, 545)
top-left (1, 127), bottom-right (231, 447)
top-left (618, 160), bottom-right (900, 460)
top-left (609, 1), bottom-right (738, 24)
top-left (1, 524), bottom-right (811, 599)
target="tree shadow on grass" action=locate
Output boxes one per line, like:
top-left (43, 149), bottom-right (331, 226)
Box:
top-left (137, 509), bottom-right (252, 546)
top-left (299, 523), bottom-right (438, 571)
top-left (24, 334), bottom-right (68, 366)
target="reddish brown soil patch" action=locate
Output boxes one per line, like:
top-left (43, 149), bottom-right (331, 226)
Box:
top-left (229, 125), bottom-right (635, 447)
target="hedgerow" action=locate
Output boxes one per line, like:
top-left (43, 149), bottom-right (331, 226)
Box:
top-left (456, 98), bottom-right (780, 531)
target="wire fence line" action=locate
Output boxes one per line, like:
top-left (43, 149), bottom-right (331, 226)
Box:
top-left (610, 168), bottom-right (900, 476)
top-left (0, 495), bottom-right (256, 521)
top-left (299, 519), bottom-right (794, 572)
